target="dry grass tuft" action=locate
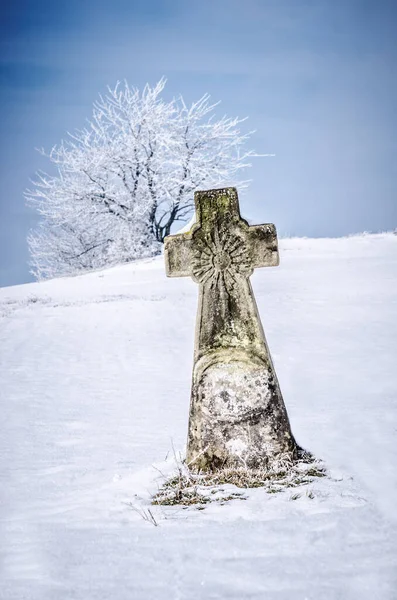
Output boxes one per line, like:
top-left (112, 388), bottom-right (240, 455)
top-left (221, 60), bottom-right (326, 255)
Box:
top-left (152, 454), bottom-right (326, 508)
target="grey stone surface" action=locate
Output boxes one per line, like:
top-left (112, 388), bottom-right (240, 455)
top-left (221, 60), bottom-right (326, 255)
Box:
top-left (164, 187), bottom-right (298, 470)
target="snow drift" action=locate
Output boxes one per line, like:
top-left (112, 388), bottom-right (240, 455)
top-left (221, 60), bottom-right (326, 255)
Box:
top-left (1, 233), bottom-right (396, 599)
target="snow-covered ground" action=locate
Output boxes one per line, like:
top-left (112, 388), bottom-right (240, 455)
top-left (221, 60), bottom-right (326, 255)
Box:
top-left (1, 233), bottom-right (396, 600)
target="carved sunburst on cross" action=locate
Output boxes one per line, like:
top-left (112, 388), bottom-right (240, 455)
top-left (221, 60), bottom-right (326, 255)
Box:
top-left (191, 221), bottom-right (252, 295)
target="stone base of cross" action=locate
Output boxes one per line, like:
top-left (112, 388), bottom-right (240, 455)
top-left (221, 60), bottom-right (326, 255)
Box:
top-left (165, 187), bottom-right (298, 471)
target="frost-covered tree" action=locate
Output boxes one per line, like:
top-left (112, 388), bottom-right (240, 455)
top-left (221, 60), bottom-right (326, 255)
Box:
top-left (26, 78), bottom-right (258, 279)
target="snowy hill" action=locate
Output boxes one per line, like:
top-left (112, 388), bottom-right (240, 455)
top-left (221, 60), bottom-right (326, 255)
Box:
top-left (1, 234), bottom-right (397, 600)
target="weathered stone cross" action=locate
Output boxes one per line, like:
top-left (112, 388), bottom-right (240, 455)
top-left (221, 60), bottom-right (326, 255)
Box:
top-left (165, 188), bottom-right (298, 471)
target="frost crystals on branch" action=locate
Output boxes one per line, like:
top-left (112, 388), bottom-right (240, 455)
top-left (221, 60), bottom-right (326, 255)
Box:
top-left (26, 78), bottom-right (259, 279)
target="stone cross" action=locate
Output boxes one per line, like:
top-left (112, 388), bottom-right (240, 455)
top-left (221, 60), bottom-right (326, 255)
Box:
top-left (165, 187), bottom-right (298, 471)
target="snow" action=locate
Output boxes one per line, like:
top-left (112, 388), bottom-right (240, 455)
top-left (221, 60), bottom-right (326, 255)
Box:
top-left (1, 233), bottom-right (397, 599)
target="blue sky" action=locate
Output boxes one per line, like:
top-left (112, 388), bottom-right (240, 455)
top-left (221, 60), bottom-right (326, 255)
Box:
top-left (0, 0), bottom-right (396, 287)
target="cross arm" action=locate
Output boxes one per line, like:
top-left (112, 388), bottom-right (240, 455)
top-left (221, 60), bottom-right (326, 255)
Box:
top-left (248, 224), bottom-right (279, 269)
top-left (164, 232), bottom-right (194, 277)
